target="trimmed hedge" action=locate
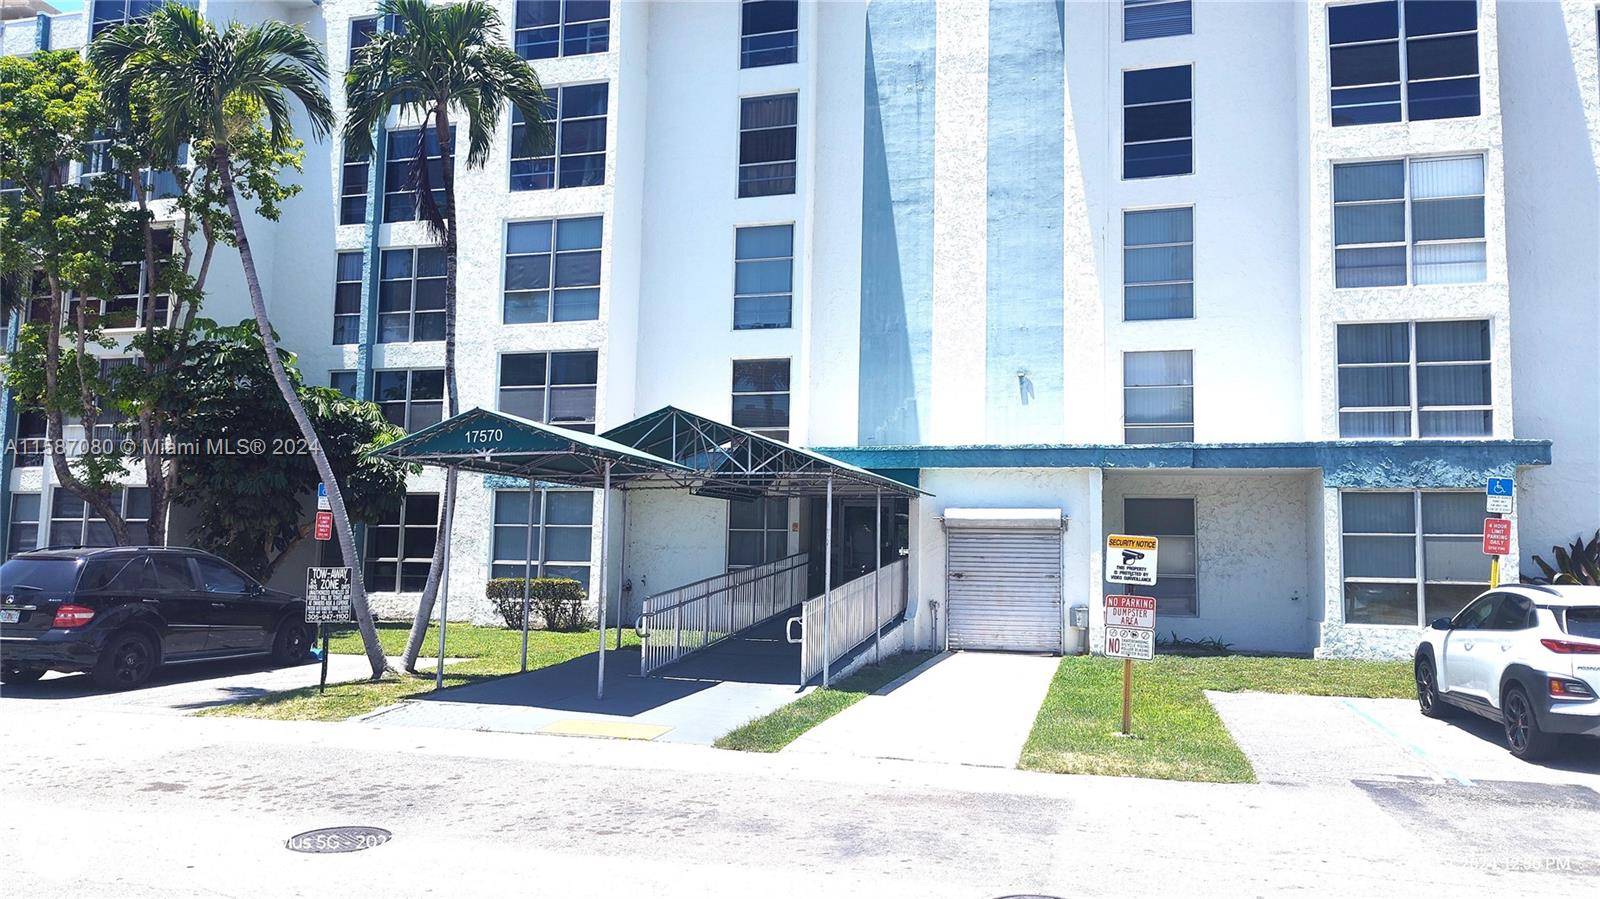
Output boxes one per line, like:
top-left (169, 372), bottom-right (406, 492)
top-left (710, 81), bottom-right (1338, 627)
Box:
top-left (486, 577), bottom-right (590, 632)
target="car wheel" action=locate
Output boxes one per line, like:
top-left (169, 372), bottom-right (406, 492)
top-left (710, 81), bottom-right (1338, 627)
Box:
top-left (92, 631), bottom-right (157, 690)
top-left (0, 665), bottom-right (46, 684)
top-left (271, 617), bottom-right (311, 665)
top-left (1502, 685), bottom-right (1558, 761)
top-left (1415, 656), bottom-right (1452, 719)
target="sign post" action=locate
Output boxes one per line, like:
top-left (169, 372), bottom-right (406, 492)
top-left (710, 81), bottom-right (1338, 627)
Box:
top-left (1104, 534), bottom-right (1159, 738)
top-left (1485, 478), bottom-right (1514, 588)
top-left (304, 567), bottom-right (354, 694)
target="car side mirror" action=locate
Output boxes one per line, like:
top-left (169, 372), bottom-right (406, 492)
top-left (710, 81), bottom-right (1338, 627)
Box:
top-left (1429, 617), bottom-right (1453, 630)
top-left (250, 583), bottom-right (266, 596)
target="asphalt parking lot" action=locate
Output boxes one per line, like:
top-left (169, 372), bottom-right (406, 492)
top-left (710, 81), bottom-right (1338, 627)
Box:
top-left (1208, 691), bottom-right (1600, 789)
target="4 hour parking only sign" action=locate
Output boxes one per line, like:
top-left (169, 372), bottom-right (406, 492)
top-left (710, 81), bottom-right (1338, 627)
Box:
top-left (1105, 534), bottom-right (1159, 585)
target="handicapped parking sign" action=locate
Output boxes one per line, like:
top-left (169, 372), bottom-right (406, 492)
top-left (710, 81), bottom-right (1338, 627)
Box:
top-left (1486, 477), bottom-right (1514, 514)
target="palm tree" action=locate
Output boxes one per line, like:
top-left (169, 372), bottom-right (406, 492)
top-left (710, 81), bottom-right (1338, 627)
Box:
top-left (345, 0), bottom-right (550, 672)
top-left (90, 4), bottom-right (390, 679)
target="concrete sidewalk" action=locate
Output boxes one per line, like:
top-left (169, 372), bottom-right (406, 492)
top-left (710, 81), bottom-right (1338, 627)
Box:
top-left (784, 651), bottom-right (1059, 767)
top-left (0, 654), bottom-right (447, 715)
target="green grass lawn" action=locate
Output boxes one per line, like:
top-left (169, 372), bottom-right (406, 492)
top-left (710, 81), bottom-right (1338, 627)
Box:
top-left (200, 621), bottom-right (637, 722)
top-left (715, 652), bottom-right (938, 752)
top-left (1019, 654), bottom-right (1413, 783)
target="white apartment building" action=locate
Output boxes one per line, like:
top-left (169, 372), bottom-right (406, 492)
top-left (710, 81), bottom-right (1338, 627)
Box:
top-left (3, 0), bottom-right (1597, 661)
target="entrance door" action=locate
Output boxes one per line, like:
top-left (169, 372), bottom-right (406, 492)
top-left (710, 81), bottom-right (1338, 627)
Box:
top-left (944, 516), bottom-right (1064, 653)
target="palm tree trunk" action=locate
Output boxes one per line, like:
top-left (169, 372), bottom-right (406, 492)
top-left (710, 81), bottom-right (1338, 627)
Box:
top-left (216, 148), bottom-right (388, 679)
top-left (399, 106), bottom-right (462, 672)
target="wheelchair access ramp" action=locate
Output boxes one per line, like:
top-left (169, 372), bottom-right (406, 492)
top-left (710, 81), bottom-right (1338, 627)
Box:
top-left (638, 553), bottom-right (810, 677)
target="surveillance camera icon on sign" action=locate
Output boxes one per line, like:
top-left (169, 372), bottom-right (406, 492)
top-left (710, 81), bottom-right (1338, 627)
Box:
top-left (1121, 550), bottom-right (1145, 564)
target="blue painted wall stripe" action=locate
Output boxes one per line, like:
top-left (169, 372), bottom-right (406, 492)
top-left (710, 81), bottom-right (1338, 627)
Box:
top-left (857, 0), bottom-right (936, 446)
top-left (985, 0), bottom-right (1065, 442)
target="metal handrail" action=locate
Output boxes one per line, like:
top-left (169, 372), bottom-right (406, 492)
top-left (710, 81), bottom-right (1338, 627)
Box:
top-left (638, 551), bottom-right (810, 676)
top-left (793, 559), bottom-right (907, 687)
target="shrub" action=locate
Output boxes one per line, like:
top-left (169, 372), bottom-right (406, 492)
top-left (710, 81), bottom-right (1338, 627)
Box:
top-left (1523, 530), bottom-right (1600, 586)
top-left (486, 577), bottom-right (590, 631)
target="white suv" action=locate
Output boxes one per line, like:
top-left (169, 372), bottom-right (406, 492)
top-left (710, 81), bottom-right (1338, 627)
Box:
top-left (1414, 584), bottom-right (1600, 760)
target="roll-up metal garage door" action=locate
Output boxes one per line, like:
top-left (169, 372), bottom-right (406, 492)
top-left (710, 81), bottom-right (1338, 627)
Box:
top-left (942, 509), bottom-right (1064, 653)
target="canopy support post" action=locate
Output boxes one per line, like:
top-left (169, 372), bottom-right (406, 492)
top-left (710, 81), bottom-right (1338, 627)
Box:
top-left (823, 474), bottom-right (833, 688)
top-left (435, 466), bottom-right (455, 691)
top-left (520, 479), bottom-right (535, 673)
top-left (596, 461), bottom-right (612, 700)
top-left (874, 486), bottom-right (883, 666)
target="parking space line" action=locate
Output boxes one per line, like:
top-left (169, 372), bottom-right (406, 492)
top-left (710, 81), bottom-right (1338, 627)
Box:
top-left (1340, 699), bottom-right (1474, 787)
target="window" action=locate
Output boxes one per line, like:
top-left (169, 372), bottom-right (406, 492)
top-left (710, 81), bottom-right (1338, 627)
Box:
top-left (1123, 351), bottom-right (1193, 443)
top-left (67, 233), bottom-right (173, 330)
top-left (195, 557), bottom-right (252, 594)
top-left (350, 17), bottom-right (378, 56)
top-left (383, 128), bottom-right (453, 223)
top-left (78, 133), bottom-right (184, 201)
top-left (741, 0), bottom-right (798, 68)
top-left (365, 493), bottom-right (439, 593)
top-left (1333, 156), bottom-right (1485, 287)
top-left (738, 94), bottom-right (798, 198)
top-left (1124, 498), bottom-right (1196, 616)
top-left (374, 369), bottom-right (444, 432)
top-left (91, 0), bottom-right (160, 39)
top-left (1337, 320), bottom-right (1491, 438)
top-left (1123, 208), bottom-right (1193, 320)
top-left (12, 410), bottom-right (46, 468)
top-left (731, 359), bottom-right (790, 441)
top-left (498, 351), bottom-right (599, 433)
top-left (490, 489), bottom-right (593, 582)
top-left (504, 218), bottom-right (602, 323)
top-left (515, 0), bottom-right (610, 60)
top-left (377, 248), bottom-right (445, 343)
top-left (511, 84), bottom-right (608, 191)
top-left (48, 487), bottom-right (150, 547)
top-left (1123, 66), bottom-right (1192, 179)
top-left (727, 497), bottom-right (788, 569)
top-left (7, 493), bottom-right (40, 556)
top-left (330, 371), bottom-right (357, 398)
top-left (1328, 1), bottom-right (1479, 127)
top-left (1341, 490), bottom-right (1489, 625)
top-left (734, 225), bottom-right (793, 330)
top-left (91, 358), bottom-right (134, 451)
top-left (1124, 0), bottom-right (1191, 41)
top-left (340, 144), bottom-right (370, 225)
top-left (332, 252), bottom-right (363, 345)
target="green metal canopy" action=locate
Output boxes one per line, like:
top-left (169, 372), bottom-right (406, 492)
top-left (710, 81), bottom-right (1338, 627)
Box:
top-left (601, 406), bottom-right (928, 499)
top-left (369, 407), bottom-right (692, 486)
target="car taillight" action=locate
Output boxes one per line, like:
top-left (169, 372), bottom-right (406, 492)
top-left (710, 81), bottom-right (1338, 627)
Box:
top-left (1541, 638), bottom-right (1600, 654)
top-left (51, 604), bottom-right (95, 628)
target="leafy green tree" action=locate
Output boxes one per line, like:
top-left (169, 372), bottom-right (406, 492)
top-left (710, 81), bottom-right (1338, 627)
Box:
top-left (170, 321), bottom-right (411, 580)
top-left (89, 3), bottom-right (391, 677)
top-left (0, 50), bottom-right (142, 542)
top-left (344, 0), bottom-right (551, 672)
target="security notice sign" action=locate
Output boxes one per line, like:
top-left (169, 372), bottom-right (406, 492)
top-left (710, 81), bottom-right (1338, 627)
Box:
top-left (1105, 534), bottom-right (1159, 585)
top-left (1105, 594), bottom-right (1157, 630)
top-left (305, 567), bottom-right (354, 624)
top-left (1105, 625), bottom-right (1155, 661)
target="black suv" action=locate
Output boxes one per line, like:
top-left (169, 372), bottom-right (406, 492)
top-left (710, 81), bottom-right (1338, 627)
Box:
top-left (1, 547), bottom-right (313, 690)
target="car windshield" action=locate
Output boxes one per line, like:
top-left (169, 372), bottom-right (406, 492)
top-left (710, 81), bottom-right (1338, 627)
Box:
top-left (0, 558), bottom-right (84, 595)
top-left (1565, 608), bottom-right (1600, 639)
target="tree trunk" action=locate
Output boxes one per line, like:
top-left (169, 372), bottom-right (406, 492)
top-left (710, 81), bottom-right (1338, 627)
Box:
top-left (41, 274), bottom-right (127, 543)
top-left (399, 106), bottom-right (462, 673)
top-left (216, 148), bottom-right (389, 680)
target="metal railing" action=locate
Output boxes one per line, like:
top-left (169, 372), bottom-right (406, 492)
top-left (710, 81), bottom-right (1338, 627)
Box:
top-left (637, 552), bottom-right (810, 676)
top-left (791, 558), bottom-right (907, 687)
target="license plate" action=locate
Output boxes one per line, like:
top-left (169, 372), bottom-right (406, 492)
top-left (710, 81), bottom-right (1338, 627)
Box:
top-left (0, 609), bottom-right (18, 624)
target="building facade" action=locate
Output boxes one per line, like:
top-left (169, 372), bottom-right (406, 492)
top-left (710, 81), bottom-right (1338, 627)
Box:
top-left (3, 0), bottom-right (1597, 660)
